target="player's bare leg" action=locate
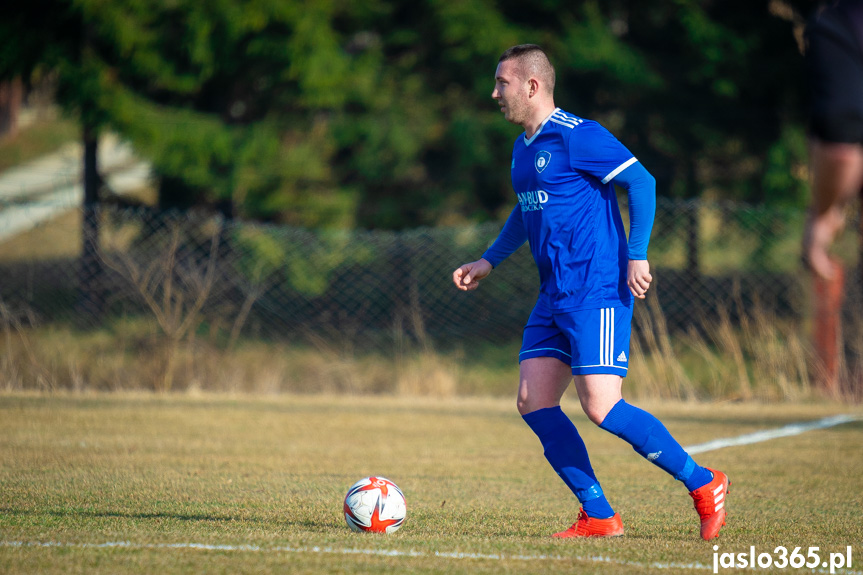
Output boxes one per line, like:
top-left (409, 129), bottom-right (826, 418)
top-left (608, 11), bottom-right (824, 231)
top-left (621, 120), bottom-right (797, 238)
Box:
top-left (516, 356), bottom-right (571, 415)
top-left (571, 373), bottom-right (623, 425)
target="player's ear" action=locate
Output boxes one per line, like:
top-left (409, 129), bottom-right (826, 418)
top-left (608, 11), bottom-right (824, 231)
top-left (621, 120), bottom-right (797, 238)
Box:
top-left (528, 77), bottom-right (540, 98)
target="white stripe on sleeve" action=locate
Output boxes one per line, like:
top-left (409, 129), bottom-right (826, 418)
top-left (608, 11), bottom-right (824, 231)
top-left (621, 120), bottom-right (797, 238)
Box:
top-left (601, 157), bottom-right (638, 184)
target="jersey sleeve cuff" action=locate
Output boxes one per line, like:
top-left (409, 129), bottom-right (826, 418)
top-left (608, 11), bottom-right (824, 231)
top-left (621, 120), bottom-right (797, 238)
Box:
top-left (480, 251), bottom-right (499, 268)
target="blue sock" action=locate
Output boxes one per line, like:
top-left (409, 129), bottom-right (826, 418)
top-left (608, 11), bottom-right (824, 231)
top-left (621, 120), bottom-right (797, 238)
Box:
top-left (599, 399), bottom-right (713, 492)
top-left (522, 406), bottom-right (616, 519)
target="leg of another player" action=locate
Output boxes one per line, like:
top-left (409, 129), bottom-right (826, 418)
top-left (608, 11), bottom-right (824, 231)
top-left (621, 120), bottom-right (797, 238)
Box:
top-left (804, 139), bottom-right (863, 281)
top-left (805, 140), bottom-right (863, 392)
top-left (518, 357), bottom-right (616, 520)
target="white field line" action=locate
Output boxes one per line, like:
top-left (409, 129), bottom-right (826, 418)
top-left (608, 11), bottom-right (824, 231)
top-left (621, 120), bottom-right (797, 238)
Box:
top-left (0, 540), bottom-right (709, 570)
top-left (2, 540), bottom-right (861, 574)
top-left (2, 414), bottom-right (861, 573)
top-left (684, 414), bottom-right (861, 455)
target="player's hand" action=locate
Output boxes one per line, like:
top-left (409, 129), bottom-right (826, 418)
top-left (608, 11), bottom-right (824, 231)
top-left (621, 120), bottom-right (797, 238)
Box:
top-left (452, 258), bottom-right (493, 291)
top-left (627, 259), bottom-right (652, 299)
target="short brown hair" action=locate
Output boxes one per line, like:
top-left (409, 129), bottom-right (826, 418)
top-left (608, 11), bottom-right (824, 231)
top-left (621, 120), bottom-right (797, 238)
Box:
top-left (498, 44), bottom-right (556, 94)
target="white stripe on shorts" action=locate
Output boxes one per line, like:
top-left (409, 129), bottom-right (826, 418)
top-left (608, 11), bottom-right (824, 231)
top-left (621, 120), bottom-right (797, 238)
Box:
top-left (599, 308), bottom-right (614, 366)
top-left (604, 308), bottom-right (609, 365)
top-left (599, 309), bottom-right (606, 365)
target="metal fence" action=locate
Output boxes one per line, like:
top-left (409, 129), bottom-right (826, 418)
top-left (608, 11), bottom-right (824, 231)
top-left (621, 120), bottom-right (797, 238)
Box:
top-left (2, 197), bottom-right (859, 351)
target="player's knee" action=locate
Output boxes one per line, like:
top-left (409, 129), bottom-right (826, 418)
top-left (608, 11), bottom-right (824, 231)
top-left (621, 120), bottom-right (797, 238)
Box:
top-left (516, 390), bottom-right (556, 416)
top-left (516, 394), bottom-right (533, 416)
top-left (583, 407), bottom-right (607, 426)
top-left (580, 401), bottom-right (613, 426)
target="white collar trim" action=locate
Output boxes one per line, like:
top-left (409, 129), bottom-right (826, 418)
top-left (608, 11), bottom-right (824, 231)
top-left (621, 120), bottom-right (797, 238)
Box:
top-left (523, 108), bottom-right (559, 146)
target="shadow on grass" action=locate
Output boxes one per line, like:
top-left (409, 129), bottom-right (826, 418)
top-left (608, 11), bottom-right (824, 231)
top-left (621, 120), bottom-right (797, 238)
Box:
top-left (0, 507), bottom-right (334, 531)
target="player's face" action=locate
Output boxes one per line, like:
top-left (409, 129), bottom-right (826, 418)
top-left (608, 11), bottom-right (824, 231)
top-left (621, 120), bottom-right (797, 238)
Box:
top-left (492, 60), bottom-right (530, 126)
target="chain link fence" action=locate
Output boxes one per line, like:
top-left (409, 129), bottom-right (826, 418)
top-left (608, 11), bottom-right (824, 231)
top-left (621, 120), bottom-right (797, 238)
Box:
top-left (2, 197), bottom-right (859, 353)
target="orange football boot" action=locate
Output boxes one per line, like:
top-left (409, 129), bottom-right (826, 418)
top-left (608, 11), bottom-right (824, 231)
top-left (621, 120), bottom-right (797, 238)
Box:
top-left (552, 508), bottom-right (624, 538)
top-left (689, 468), bottom-right (730, 540)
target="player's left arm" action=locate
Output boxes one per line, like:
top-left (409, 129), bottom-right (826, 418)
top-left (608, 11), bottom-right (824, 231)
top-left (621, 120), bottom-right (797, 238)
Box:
top-left (611, 162), bottom-right (656, 299)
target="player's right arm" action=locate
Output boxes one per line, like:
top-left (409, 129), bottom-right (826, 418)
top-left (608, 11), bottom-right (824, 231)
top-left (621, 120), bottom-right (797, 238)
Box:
top-left (452, 204), bottom-right (527, 291)
top-left (611, 161), bottom-right (656, 299)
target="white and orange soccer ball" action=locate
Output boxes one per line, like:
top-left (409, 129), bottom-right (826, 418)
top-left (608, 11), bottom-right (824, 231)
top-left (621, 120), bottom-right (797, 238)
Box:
top-left (343, 476), bottom-right (406, 533)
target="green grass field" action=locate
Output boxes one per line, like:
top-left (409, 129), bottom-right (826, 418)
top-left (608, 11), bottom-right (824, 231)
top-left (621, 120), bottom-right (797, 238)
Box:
top-left (1, 393), bottom-right (861, 574)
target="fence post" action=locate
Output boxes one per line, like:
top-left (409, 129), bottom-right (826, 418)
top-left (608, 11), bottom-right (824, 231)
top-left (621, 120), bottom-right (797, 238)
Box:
top-left (0, 78), bottom-right (22, 140)
top-left (76, 125), bottom-right (104, 321)
top-left (685, 200), bottom-right (700, 282)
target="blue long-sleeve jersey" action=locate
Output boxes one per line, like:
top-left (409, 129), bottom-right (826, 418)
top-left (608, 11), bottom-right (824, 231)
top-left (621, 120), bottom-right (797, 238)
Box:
top-left (482, 108), bottom-right (656, 311)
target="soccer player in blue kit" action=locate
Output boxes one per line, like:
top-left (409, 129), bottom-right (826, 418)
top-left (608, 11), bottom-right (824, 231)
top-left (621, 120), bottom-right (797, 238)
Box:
top-left (452, 45), bottom-right (730, 540)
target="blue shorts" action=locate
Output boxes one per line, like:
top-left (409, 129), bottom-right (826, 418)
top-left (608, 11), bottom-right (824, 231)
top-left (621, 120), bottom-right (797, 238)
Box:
top-left (519, 301), bottom-right (632, 377)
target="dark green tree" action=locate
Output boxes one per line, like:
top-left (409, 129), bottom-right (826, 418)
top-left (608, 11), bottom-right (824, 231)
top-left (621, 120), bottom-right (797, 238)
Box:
top-left (528, 0), bottom-right (808, 275)
top-left (2, 0), bottom-right (810, 238)
top-left (0, 0), bottom-right (118, 316)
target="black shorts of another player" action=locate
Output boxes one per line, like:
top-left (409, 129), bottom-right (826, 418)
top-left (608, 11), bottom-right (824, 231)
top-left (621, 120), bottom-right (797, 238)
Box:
top-left (807, 1), bottom-right (863, 144)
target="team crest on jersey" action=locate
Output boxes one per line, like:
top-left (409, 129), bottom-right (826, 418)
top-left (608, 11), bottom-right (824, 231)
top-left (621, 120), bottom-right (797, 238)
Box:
top-left (535, 151), bottom-right (551, 173)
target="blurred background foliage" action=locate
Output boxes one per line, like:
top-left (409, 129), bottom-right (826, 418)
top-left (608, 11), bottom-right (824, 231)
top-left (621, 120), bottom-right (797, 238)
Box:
top-left (1, 0), bottom-right (812, 229)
